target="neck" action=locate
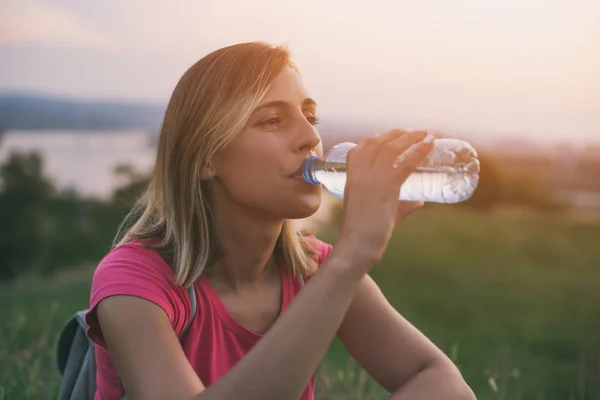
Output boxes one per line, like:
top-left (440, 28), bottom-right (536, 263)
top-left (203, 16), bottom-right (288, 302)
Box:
top-left (208, 187), bottom-right (284, 291)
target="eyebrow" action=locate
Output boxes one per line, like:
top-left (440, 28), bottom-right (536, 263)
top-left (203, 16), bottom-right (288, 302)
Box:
top-left (252, 98), bottom-right (317, 113)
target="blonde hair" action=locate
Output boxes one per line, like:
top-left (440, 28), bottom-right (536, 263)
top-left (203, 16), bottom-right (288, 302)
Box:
top-left (115, 42), bottom-right (318, 287)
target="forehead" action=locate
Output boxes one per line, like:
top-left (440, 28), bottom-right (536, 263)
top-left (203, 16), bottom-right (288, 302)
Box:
top-left (260, 66), bottom-right (311, 104)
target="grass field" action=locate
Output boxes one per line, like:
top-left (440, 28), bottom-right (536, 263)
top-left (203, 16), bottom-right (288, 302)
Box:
top-left (1, 206), bottom-right (599, 399)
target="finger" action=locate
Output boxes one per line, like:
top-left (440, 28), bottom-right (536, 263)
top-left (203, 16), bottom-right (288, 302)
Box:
top-left (395, 201), bottom-right (424, 223)
top-left (395, 136), bottom-right (434, 183)
top-left (392, 136), bottom-right (435, 183)
top-left (374, 129), bottom-right (407, 143)
top-left (356, 129), bottom-right (416, 166)
top-left (375, 130), bottom-right (429, 169)
top-left (400, 200), bottom-right (425, 210)
top-left (350, 134), bottom-right (381, 167)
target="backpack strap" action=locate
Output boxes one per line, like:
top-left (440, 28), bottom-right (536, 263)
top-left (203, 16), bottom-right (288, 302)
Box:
top-left (56, 310), bottom-right (97, 400)
top-left (178, 285), bottom-right (197, 341)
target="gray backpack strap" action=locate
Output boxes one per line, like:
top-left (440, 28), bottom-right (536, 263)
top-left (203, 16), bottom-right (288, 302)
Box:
top-left (56, 310), bottom-right (96, 400)
top-left (179, 285), bottom-right (197, 340)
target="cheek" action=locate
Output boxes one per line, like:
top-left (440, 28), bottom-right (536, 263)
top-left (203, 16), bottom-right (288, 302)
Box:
top-left (220, 170), bottom-right (292, 214)
top-left (217, 143), bottom-right (285, 199)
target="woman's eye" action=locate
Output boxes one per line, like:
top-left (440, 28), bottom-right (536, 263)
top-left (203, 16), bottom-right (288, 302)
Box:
top-left (261, 116), bottom-right (281, 126)
top-left (256, 114), bottom-right (319, 128)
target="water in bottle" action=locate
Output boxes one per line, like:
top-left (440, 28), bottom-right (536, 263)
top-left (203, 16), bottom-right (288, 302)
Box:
top-left (301, 138), bottom-right (480, 203)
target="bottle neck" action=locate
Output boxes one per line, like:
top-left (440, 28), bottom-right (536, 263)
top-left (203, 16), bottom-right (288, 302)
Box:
top-left (302, 156), bottom-right (324, 184)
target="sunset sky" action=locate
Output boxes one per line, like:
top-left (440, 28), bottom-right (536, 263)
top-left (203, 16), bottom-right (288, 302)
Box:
top-left (1, 0), bottom-right (598, 144)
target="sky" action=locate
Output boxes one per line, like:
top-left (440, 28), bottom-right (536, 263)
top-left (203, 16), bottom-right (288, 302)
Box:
top-left (1, 0), bottom-right (599, 145)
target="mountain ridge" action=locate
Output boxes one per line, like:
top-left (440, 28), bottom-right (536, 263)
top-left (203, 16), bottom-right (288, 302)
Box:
top-left (0, 92), bottom-right (166, 131)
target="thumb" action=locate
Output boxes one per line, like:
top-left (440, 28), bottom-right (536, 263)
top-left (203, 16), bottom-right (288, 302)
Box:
top-left (396, 200), bottom-right (424, 222)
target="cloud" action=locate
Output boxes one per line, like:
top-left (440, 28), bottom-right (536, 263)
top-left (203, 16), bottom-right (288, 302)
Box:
top-left (0, 2), bottom-right (118, 50)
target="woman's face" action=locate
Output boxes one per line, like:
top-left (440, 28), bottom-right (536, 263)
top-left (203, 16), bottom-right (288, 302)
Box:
top-left (211, 66), bottom-right (324, 220)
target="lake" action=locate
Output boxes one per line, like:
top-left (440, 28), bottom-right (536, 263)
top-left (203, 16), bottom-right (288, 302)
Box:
top-left (0, 130), bottom-right (156, 199)
top-left (0, 130), bottom-right (337, 230)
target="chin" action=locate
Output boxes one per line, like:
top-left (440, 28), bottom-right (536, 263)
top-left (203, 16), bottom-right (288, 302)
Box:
top-left (283, 193), bottom-right (322, 220)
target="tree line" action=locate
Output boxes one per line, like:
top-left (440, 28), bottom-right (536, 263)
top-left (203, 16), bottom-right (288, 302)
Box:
top-left (0, 148), bottom-right (567, 281)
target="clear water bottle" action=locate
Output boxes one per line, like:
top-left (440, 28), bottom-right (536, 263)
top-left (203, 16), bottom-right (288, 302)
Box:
top-left (301, 138), bottom-right (480, 203)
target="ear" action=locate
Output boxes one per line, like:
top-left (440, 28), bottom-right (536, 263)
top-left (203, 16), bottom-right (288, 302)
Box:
top-left (200, 163), bottom-right (215, 180)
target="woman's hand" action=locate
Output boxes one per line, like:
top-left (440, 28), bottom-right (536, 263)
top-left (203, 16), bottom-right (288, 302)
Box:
top-left (335, 129), bottom-right (434, 273)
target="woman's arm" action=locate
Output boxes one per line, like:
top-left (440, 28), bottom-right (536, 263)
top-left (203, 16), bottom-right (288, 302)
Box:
top-left (98, 130), bottom-right (435, 400)
top-left (98, 244), bottom-right (368, 400)
top-left (337, 274), bottom-right (476, 399)
top-left (387, 360), bottom-right (476, 400)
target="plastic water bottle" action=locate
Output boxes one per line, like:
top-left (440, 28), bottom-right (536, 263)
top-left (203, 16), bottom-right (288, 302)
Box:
top-left (301, 138), bottom-right (480, 203)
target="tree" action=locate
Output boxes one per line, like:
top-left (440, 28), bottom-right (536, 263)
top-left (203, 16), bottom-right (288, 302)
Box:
top-left (0, 151), bottom-right (55, 280)
top-left (462, 153), bottom-right (504, 209)
top-left (578, 144), bottom-right (600, 192)
top-left (112, 164), bottom-right (150, 204)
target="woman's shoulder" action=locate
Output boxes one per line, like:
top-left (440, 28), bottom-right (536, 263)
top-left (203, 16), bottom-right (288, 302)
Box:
top-left (86, 240), bottom-right (192, 346)
top-left (94, 240), bottom-right (171, 277)
top-left (98, 239), bottom-right (160, 261)
top-left (90, 240), bottom-right (181, 307)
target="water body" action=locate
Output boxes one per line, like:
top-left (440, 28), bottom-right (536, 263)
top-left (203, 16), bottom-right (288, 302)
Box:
top-left (0, 130), bottom-right (156, 199)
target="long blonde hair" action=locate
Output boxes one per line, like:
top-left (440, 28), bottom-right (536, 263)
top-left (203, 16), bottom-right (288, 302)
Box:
top-left (115, 42), bottom-right (318, 287)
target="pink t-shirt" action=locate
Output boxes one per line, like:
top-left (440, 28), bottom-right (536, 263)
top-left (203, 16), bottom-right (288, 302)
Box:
top-left (85, 238), bottom-right (333, 400)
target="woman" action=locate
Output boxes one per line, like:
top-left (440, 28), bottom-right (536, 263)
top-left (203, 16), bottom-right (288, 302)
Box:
top-left (85, 41), bottom-right (475, 400)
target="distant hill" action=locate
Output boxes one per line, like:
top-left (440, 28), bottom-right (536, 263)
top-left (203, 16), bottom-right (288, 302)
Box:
top-left (0, 92), bottom-right (165, 131)
top-left (0, 92), bottom-right (383, 139)
top-left (0, 92), bottom-right (392, 146)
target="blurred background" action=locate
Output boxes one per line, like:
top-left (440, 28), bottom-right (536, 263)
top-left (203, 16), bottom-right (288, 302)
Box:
top-left (0, 0), bottom-right (599, 399)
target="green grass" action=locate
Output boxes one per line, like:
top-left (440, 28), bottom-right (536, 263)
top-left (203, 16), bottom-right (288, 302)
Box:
top-left (0, 268), bottom-right (93, 400)
top-left (1, 207), bottom-right (600, 399)
top-left (321, 205), bottom-right (600, 399)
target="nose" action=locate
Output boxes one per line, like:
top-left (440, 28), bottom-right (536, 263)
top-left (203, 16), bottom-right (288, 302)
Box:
top-left (293, 117), bottom-right (321, 155)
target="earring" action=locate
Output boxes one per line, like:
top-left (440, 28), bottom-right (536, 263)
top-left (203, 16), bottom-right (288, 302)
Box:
top-left (206, 169), bottom-right (213, 179)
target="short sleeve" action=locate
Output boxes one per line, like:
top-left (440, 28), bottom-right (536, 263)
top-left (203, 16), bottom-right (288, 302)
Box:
top-left (304, 237), bottom-right (333, 282)
top-left (85, 242), bottom-right (192, 347)
top-left (315, 239), bottom-right (333, 266)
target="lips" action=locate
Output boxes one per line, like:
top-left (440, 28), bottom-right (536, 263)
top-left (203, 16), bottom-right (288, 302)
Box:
top-left (291, 158), bottom-right (315, 179)
top-left (290, 154), bottom-right (318, 178)
top-left (289, 167), bottom-right (302, 179)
